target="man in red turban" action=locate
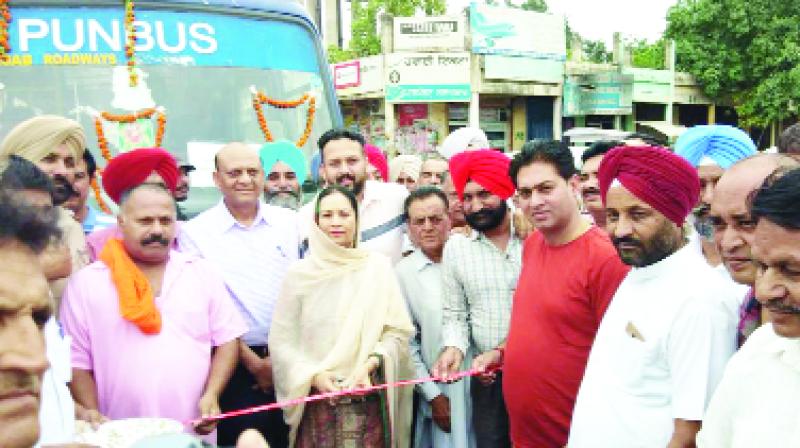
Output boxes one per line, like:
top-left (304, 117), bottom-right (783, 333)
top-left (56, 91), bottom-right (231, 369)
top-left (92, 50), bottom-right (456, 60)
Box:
top-left (570, 145), bottom-right (735, 448)
top-left (102, 147), bottom-right (179, 204)
top-left (433, 149), bottom-right (522, 447)
top-left (448, 149), bottom-right (515, 201)
top-left (86, 148), bottom-right (180, 261)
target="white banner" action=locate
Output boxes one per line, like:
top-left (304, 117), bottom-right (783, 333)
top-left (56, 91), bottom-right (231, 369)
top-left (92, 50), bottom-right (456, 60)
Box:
top-left (470, 3), bottom-right (566, 59)
top-left (393, 16), bottom-right (465, 51)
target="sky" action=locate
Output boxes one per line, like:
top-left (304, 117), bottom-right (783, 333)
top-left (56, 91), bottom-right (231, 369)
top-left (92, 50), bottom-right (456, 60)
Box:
top-left (447, 0), bottom-right (679, 45)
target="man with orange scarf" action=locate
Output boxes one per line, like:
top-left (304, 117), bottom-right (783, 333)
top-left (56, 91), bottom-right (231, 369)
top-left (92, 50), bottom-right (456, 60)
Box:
top-left (59, 181), bottom-right (247, 440)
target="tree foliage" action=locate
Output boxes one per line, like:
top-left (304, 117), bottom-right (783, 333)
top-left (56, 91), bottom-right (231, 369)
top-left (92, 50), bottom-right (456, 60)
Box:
top-left (629, 38), bottom-right (665, 69)
top-left (329, 0), bottom-right (446, 63)
top-left (487, 0), bottom-right (548, 11)
top-left (666, 0), bottom-right (800, 127)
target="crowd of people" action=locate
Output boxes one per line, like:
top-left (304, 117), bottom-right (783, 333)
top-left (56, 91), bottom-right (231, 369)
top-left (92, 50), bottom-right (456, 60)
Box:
top-left (0, 113), bottom-right (800, 448)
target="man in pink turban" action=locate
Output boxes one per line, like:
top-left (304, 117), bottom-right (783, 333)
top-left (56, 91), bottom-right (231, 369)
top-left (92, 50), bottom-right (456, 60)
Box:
top-left (570, 145), bottom-right (736, 448)
top-left (364, 144), bottom-right (388, 182)
top-left (433, 149), bottom-right (521, 447)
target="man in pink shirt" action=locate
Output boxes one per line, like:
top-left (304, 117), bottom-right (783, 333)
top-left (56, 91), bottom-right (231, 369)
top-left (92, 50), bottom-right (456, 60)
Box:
top-left (60, 182), bottom-right (246, 437)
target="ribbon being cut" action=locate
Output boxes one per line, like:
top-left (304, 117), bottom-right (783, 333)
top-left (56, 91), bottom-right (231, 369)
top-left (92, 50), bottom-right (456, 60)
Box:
top-left (189, 366), bottom-right (500, 426)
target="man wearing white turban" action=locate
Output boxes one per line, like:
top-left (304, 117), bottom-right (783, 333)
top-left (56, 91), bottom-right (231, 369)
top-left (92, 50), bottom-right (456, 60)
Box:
top-left (390, 154), bottom-right (423, 192)
top-left (437, 127), bottom-right (490, 160)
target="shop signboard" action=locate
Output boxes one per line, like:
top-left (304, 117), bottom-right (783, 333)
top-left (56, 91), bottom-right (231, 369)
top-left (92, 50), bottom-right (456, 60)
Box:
top-left (563, 72), bottom-right (633, 116)
top-left (393, 16), bottom-right (465, 51)
top-left (385, 52), bottom-right (471, 102)
top-left (332, 55), bottom-right (384, 95)
top-left (469, 2), bottom-right (566, 60)
top-left (484, 55), bottom-right (564, 83)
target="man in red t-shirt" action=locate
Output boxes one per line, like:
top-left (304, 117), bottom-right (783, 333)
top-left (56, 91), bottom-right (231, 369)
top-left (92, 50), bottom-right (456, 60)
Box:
top-left (473, 140), bottom-right (629, 447)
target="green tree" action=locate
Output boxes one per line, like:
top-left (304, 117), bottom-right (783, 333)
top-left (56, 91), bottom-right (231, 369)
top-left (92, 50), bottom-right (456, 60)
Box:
top-left (629, 38), bottom-right (665, 69)
top-left (486, 0), bottom-right (548, 11)
top-left (583, 39), bottom-right (612, 64)
top-left (666, 0), bottom-right (800, 127)
top-left (328, 0), bottom-right (447, 62)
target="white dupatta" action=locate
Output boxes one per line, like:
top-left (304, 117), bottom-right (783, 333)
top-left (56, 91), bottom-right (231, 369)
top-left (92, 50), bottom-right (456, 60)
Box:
top-left (269, 223), bottom-right (414, 447)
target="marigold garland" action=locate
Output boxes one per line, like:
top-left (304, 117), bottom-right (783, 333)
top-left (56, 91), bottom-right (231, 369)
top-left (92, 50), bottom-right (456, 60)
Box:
top-left (124, 0), bottom-right (137, 86)
top-left (251, 91), bottom-right (317, 147)
top-left (0, 0), bottom-right (11, 61)
top-left (90, 176), bottom-right (112, 214)
top-left (92, 108), bottom-right (166, 210)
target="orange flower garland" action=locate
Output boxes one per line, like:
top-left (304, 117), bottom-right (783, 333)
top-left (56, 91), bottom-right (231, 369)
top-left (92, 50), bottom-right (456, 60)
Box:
top-left (92, 108), bottom-right (167, 210)
top-left (251, 90), bottom-right (317, 147)
top-left (90, 177), bottom-right (112, 214)
top-left (124, 0), bottom-right (137, 86)
top-left (0, 0), bottom-right (11, 61)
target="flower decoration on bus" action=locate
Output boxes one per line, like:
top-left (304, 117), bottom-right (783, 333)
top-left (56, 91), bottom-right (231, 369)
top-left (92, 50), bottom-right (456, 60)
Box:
top-left (251, 87), bottom-right (317, 148)
top-left (124, 0), bottom-right (138, 87)
top-left (91, 107), bottom-right (167, 213)
top-left (0, 0), bottom-right (11, 61)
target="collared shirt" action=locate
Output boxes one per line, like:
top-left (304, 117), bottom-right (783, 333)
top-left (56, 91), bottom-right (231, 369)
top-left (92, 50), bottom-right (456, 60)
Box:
top-left (82, 205), bottom-right (116, 234)
top-left (59, 251), bottom-right (247, 427)
top-left (697, 324), bottom-right (800, 447)
top-left (300, 180), bottom-right (409, 264)
top-left (396, 250), bottom-right (475, 448)
top-left (179, 200), bottom-right (300, 345)
top-left (441, 224), bottom-right (523, 355)
top-left (569, 243), bottom-right (737, 448)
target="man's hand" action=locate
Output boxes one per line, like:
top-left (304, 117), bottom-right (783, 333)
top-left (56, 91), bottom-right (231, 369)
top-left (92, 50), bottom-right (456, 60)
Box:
top-left (247, 357), bottom-right (274, 393)
top-left (193, 393), bottom-right (221, 435)
top-left (472, 349), bottom-right (502, 385)
top-left (432, 347), bottom-right (464, 382)
top-left (430, 394), bottom-right (451, 433)
top-left (74, 403), bottom-right (107, 430)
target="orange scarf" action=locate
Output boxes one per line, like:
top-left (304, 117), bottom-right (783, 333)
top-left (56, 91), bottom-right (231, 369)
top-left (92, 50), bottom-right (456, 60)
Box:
top-left (99, 238), bottom-right (162, 334)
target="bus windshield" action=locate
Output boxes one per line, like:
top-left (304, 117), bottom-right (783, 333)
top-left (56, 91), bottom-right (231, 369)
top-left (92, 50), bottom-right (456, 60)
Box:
top-left (0, 3), bottom-right (338, 213)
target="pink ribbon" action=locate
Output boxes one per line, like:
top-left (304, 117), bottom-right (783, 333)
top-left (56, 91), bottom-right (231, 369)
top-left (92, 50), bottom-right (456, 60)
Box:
top-left (189, 366), bottom-right (501, 425)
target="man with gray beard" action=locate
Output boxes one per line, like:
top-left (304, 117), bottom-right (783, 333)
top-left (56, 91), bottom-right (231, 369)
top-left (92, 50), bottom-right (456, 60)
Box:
top-left (259, 141), bottom-right (307, 211)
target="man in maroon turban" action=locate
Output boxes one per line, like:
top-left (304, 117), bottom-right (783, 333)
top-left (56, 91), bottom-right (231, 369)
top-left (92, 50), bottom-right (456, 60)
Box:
top-left (570, 145), bottom-right (736, 448)
top-left (433, 149), bottom-right (521, 447)
top-left (86, 148), bottom-right (180, 261)
top-left (102, 147), bottom-right (179, 204)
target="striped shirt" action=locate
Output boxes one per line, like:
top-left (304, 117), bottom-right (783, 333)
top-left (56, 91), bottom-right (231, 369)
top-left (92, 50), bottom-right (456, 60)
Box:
top-left (178, 200), bottom-right (300, 346)
top-left (441, 227), bottom-right (523, 355)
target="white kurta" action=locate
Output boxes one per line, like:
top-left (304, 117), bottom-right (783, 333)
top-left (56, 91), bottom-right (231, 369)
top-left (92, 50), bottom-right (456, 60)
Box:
top-left (697, 324), bottom-right (800, 447)
top-left (569, 243), bottom-right (737, 448)
top-left (396, 250), bottom-right (475, 448)
top-left (36, 318), bottom-right (75, 446)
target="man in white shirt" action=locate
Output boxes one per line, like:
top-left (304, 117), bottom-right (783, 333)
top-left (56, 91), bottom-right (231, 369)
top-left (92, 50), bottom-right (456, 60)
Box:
top-left (569, 145), bottom-right (737, 448)
top-left (396, 187), bottom-right (474, 448)
top-left (300, 129), bottom-right (408, 263)
top-left (698, 167), bottom-right (800, 447)
top-left (179, 143), bottom-right (300, 448)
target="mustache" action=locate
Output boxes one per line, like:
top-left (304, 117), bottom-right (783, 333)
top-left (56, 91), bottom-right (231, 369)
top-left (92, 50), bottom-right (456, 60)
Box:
top-left (763, 299), bottom-right (800, 315)
top-left (141, 234), bottom-right (170, 246)
top-left (613, 236), bottom-right (643, 248)
top-left (0, 373), bottom-right (41, 397)
top-left (581, 187), bottom-right (601, 196)
top-left (336, 174), bottom-right (355, 184)
top-left (52, 175), bottom-right (78, 197)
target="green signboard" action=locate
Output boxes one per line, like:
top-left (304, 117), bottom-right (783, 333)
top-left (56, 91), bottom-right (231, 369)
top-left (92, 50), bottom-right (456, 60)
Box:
top-left (563, 72), bottom-right (633, 116)
top-left (386, 84), bottom-right (471, 102)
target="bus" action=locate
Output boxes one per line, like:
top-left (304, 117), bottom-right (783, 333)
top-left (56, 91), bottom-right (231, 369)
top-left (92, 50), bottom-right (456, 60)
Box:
top-left (0, 0), bottom-right (342, 214)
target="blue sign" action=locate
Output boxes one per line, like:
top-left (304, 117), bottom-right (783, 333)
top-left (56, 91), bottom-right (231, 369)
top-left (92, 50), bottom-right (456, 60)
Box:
top-left (2, 7), bottom-right (319, 73)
